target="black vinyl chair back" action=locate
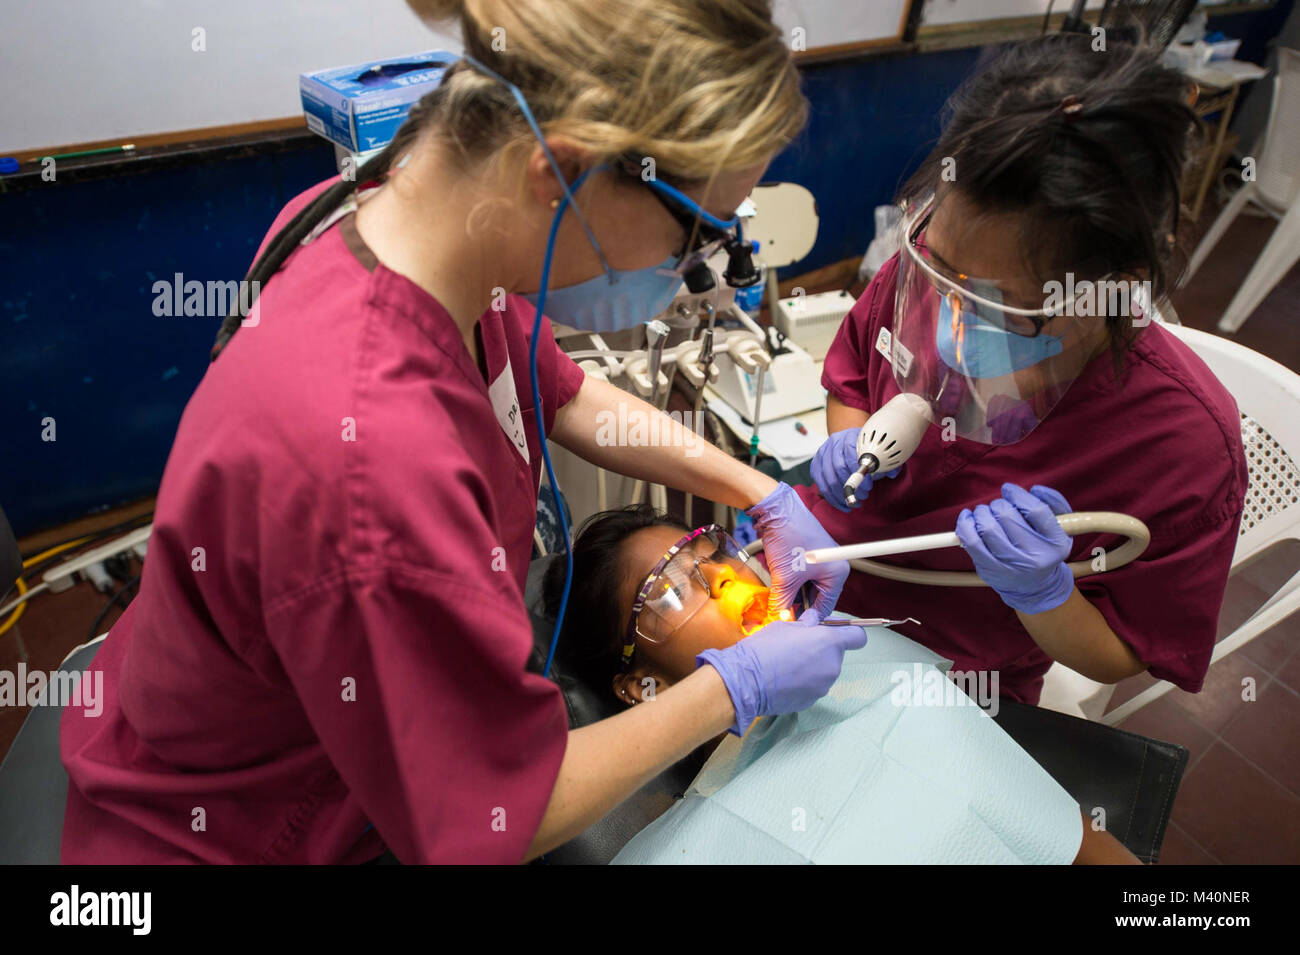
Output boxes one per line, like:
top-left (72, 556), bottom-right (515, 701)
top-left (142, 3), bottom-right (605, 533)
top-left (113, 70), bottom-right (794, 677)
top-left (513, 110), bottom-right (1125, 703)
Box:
top-left (0, 639), bottom-right (103, 863)
top-left (0, 507), bottom-right (20, 595)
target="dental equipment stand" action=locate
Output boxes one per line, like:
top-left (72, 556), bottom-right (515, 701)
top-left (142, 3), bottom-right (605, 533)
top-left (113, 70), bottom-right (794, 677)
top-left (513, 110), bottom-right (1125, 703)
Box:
top-left (627, 320), bottom-right (673, 511)
top-left (682, 303), bottom-right (719, 526)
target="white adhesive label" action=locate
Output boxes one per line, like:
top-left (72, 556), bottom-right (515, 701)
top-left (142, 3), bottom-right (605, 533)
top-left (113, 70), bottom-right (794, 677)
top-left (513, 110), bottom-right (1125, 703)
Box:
top-left (488, 358), bottom-right (530, 464)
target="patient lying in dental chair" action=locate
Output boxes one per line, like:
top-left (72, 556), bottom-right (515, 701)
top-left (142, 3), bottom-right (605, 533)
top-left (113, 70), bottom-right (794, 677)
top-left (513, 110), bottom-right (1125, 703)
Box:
top-left (542, 505), bottom-right (1137, 865)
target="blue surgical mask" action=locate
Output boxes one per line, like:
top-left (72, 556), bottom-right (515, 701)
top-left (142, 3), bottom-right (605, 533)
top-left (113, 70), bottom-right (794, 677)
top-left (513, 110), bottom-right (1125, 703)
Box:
top-left (524, 257), bottom-right (684, 333)
top-left (461, 55), bottom-right (740, 335)
top-left (936, 295), bottom-right (1063, 378)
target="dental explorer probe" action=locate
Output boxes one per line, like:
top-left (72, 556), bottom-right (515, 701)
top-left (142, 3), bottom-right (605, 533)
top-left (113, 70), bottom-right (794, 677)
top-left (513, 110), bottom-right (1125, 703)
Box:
top-left (820, 617), bottom-right (921, 628)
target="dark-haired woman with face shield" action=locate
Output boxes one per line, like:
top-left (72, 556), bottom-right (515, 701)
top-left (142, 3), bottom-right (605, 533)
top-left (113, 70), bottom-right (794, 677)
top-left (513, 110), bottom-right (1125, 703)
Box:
top-left (808, 35), bottom-right (1247, 706)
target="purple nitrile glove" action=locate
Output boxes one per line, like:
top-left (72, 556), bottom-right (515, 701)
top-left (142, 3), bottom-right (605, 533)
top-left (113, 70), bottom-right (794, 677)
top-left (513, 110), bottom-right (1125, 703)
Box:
top-left (697, 608), bottom-right (868, 736)
top-left (747, 482), bottom-right (847, 617)
top-left (811, 428), bottom-right (901, 513)
top-left (956, 483), bottom-right (1075, 615)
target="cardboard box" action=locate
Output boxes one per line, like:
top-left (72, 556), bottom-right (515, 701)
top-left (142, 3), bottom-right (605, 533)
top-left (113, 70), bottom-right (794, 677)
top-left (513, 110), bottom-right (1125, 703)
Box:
top-left (300, 51), bottom-right (457, 153)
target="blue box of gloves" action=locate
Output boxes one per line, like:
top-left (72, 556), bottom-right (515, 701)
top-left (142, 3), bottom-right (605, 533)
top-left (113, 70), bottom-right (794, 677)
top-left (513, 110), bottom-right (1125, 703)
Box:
top-left (300, 51), bottom-right (458, 153)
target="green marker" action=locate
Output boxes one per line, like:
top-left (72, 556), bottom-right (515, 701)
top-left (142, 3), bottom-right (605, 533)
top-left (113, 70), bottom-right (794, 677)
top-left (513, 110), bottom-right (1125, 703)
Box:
top-left (40, 143), bottom-right (136, 162)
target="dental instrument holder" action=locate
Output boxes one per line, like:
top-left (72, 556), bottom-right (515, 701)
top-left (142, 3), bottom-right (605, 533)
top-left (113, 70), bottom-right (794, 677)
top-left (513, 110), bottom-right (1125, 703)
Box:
top-left (748, 365), bottom-right (767, 467)
top-left (725, 337), bottom-right (770, 466)
top-left (644, 319), bottom-right (671, 408)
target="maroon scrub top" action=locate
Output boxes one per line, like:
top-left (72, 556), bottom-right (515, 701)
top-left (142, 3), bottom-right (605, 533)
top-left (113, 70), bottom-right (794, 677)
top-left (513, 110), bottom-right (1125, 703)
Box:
top-left (803, 253), bottom-right (1247, 703)
top-left (60, 178), bottom-right (586, 863)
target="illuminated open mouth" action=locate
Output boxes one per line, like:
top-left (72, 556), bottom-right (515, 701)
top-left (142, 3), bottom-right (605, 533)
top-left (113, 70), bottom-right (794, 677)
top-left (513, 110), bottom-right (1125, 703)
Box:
top-left (740, 589), bottom-right (778, 634)
top-left (720, 580), bottom-right (794, 635)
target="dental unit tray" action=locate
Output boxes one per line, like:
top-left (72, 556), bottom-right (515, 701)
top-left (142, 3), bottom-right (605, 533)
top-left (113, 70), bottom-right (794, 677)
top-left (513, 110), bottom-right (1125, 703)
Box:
top-left (709, 336), bottom-right (825, 425)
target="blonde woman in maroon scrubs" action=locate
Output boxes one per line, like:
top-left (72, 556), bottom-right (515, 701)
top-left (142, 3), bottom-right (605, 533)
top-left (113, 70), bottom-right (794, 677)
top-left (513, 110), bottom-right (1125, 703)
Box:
top-left (59, 1), bottom-right (869, 863)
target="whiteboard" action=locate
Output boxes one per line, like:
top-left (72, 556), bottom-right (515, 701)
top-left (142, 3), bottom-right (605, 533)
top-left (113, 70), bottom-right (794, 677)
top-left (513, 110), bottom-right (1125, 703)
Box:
top-left (2, 0), bottom-right (461, 154)
top-left (3, 0), bottom-right (914, 155)
top-left (921, 0), bottom-right (1106, 27)
top-left (773, 0), bottom-right (912, 49)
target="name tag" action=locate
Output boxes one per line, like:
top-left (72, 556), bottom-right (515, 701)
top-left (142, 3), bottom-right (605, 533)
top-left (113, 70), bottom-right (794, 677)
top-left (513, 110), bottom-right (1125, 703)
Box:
top-left (876, 326), bottom-right (913, 376)
top-left (875, 327), bottom-right (893, 363)
top-left (488, 358), bottom-right (529, 465)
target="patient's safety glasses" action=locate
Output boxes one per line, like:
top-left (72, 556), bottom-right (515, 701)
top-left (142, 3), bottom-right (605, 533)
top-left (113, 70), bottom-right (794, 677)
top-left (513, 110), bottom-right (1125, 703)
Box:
top-left (622, 525), bottom-right (764, 669)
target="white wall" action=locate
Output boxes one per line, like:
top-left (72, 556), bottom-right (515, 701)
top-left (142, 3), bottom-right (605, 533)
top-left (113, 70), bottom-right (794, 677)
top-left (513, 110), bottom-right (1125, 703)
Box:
top-left (773, 0), bottom-right (910, 47)
top-left (1, 0), bottom-right (461, 153)
top-left (921, 0), bottom-right (1105, 28)
top-left (2, 1), bottom-right (927, 155)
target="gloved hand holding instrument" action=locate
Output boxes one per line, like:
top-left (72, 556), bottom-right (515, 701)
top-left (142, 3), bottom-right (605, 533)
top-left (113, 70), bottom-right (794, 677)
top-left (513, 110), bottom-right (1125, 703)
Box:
top-left (812, 427), bottom-right (901, 513)
top-left (698, 608), bottom-right (868, 736)
top-left (956, 483), bottom-right (1076, 614)
top-left (746, 482), bottom-right (851, 617)
top-left (801, 479), bottom-right (1149, 593)
top-left (801, 396), bottom-right (1151, 592)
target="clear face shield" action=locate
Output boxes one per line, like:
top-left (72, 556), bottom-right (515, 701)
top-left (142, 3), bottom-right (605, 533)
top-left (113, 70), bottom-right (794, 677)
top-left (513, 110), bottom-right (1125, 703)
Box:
top-left (622, 525), bottom-right (791, 670)
top-left (892, 192), bottom-right (1105, 445)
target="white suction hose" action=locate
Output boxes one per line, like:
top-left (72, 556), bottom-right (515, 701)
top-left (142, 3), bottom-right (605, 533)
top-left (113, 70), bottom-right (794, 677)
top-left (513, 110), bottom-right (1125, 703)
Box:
top-left (801, 511), bottom-right (1150, 586)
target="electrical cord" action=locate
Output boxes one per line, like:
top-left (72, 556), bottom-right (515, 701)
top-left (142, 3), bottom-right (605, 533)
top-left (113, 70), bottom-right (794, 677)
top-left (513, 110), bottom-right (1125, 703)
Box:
top-left (86, 573), bottom-right (140, 646)
top-left (18, 511), bottom-right (152, 566)
top-left (0, 577), bottom-right (29, 637)
top-left (0, 517), bottom-right (154, 630)
top-left (2, 511), bottom-right (154, 605)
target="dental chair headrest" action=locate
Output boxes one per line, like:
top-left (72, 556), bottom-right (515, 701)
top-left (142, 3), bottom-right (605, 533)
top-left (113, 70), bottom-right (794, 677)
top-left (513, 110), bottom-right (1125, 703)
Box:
top-left (523, 554), bottom-right (711, 863)
top-left (524, 555), bottom-right (622, 729)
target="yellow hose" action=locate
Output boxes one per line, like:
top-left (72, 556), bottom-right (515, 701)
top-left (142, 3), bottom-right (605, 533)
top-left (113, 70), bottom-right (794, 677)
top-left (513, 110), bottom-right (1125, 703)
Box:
top-left (0, 535), bottom-right (95, 636)
top-left (0, 577), bottom-right (27, 636)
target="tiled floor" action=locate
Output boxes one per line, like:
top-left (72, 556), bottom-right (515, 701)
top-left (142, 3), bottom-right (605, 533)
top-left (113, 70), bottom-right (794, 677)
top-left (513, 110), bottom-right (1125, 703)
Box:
top-left (1109, 553), bottom-right (1300, 864)
top-left (3, 188), bottom-right (1298, 864)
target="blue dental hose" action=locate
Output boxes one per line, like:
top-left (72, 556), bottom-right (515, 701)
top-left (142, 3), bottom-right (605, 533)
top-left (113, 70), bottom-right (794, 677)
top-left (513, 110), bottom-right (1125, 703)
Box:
top-left (531, 175), bottom-right (591, 680)
top-left (458, 54), bottom-right (610, 679)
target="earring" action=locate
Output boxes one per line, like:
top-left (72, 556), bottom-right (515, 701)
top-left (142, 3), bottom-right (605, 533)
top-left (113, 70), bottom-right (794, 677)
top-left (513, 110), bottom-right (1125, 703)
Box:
top-left (549, 198), bottom-right (560, 210)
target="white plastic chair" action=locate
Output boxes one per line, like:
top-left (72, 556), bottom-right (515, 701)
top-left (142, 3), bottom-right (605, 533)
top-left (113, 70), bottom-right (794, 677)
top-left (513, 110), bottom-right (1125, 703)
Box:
top-left (1180, 47), bottom-right (1300, 334)
top-left (1039, 323), bottom-right (1300, 724)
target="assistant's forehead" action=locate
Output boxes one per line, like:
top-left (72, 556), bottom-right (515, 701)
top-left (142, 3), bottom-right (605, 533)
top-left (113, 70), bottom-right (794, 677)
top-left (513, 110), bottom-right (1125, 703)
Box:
top-left (924, 190), bottom-right (1051, 299)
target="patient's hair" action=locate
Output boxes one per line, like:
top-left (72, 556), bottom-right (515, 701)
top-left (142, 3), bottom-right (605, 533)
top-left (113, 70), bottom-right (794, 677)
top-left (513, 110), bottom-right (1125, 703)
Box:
top-left (901, 33), bottom-right (1200, 358)
top-left (542, 505), bottom-right (688, 693)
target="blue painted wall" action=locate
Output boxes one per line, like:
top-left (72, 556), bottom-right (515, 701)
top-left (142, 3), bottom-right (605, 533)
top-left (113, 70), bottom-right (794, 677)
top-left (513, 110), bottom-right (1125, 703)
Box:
top-left (1, 149), bottom-right (341, 536)
top-left (0, 3), bottom-right (1288, 536)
